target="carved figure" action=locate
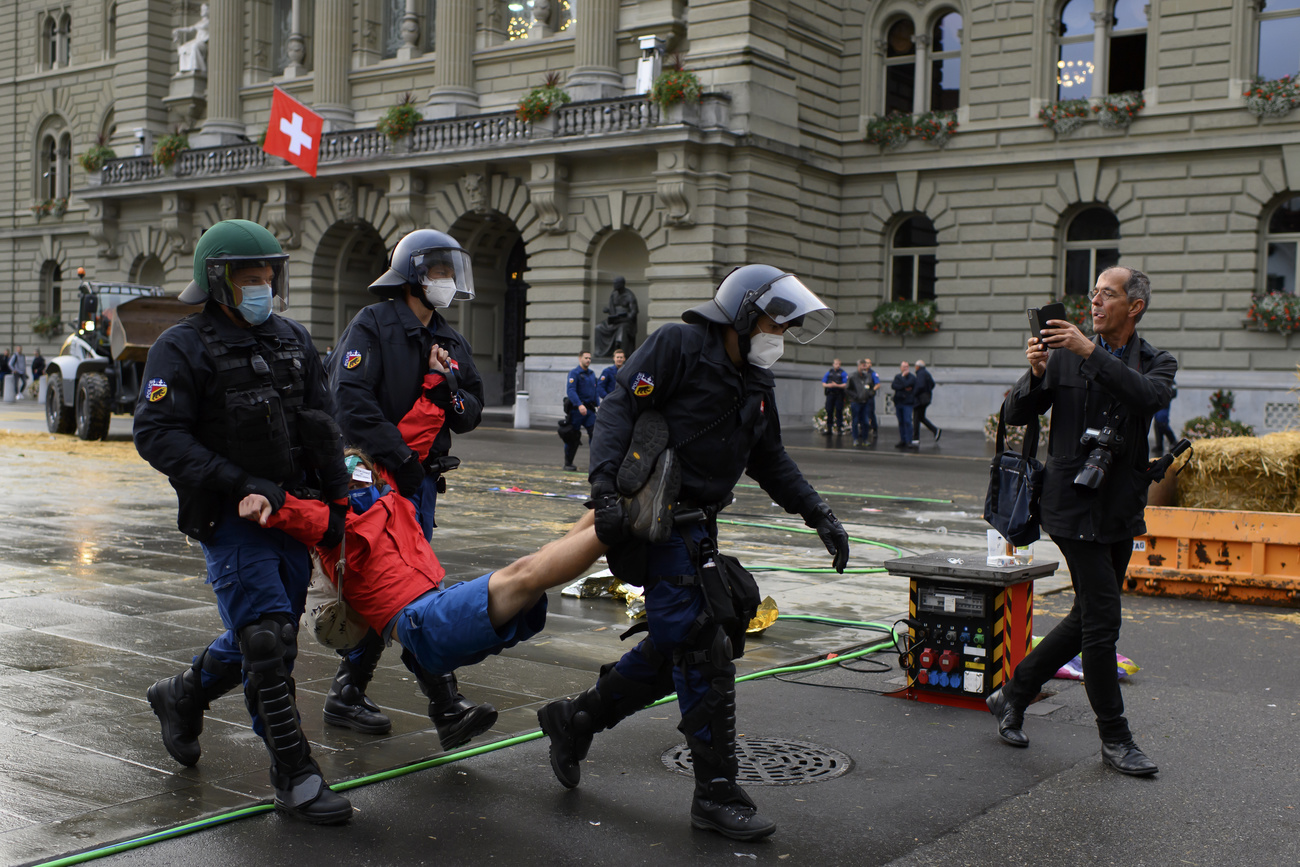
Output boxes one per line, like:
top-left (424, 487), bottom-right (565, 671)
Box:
top-left (333, 181), bottom-right (355, 221)
top-left (172, 3), bottom-right (210, 74)
top-left (532, 0), bottom-right (553, 29)
top-left (593, 276), bottom-right (639, 357)
top-left (462, 173), bottom-right (489, 214)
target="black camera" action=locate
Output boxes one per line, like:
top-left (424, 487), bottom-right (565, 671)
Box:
top-left (1074, 424), bottom-right (1124, 489)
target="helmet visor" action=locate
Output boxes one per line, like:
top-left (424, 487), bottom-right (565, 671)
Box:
top-left (409, 247), bottom-right (475, 302)
top-left (754, 275), bottom-right (834, 343)
top-left (205, 255), bottom-right (290, 311)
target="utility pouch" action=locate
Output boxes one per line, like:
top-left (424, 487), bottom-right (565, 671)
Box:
top-left (692, 537), bottom-right (761, 654)
top-left (225, 383), bottom-right (296, 482)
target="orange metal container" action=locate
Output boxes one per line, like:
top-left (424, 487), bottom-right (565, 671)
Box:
top-left (1126, 506), bottom-right (1300, 607)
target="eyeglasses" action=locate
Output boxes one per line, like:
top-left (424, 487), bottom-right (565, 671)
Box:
top-left (1087, 288), bottom-right (1127, 303)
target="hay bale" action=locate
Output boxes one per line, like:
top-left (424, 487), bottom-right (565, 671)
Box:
top-left (1178, 432), bottom-right (1300, 513)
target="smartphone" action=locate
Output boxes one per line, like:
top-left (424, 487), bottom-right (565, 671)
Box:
top-left (1027, 302), bottom-right (1067, 342)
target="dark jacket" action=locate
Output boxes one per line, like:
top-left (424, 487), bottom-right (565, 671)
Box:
top-left (846, 369), bottom-right (879, 404)
top-left (590, 322), bottom-right (822, 519)
top-left (913, 367), bottom-right (935, 406)
top-left (133, 304), bottom-right (333, 540)
top-left (31, 354), bottom-right (46, 379)
top-left (891, 372), bottom-right (916, 406)
top-left (329, 299), bottom-right (484, 472)
top-left (1004, 333), bottom-right (1176, 543)
top-left (596, 364), bottom-right (619, 400)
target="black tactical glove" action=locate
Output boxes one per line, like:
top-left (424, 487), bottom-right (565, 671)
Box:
top-left (806, 502), bottom-right (850, 573)
top-left (588, 478), bottom-right (628, 547)
top-left (391, 452), bottom-right (425, 498)
top-left (320, 501), bottom-right (348, 549)
top-left (296, 409), bottom-right (350, 502)
top-left (236, 474), bottom-right (287, 513)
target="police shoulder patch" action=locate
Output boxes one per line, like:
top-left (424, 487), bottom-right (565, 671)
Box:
top-left (344, 349), bottom-right (362, 369)
top-left (631, 372), bottom-right (654, 397)
top-left (146, 378), bottom-right (168, 403)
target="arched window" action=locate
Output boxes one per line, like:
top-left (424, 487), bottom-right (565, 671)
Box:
top-left (1257, 0), bottom-right (1300, 79)
top-left (890, 215), bottom-right (938, 301)
top-left (1107, 0), bottom-right (1146, 93)
top-left (41, 136), bottom-right (58, 200)
top-left (41, 261), bottom-right (64, 319)
top-left (1055, 0), bottom-right (1095, 99)
top-left (1062, 208), bottom-right (1120, 296)
top-left (930, 12), bottom-right (961, 112)
top-left (272, 0), bottom-right (293, 71)
top-left (382, 0), bottom-right (405, 57)
top-left (58, 133), bottom-right (71, 199)
top-left (106, 2), bottom-right (117, 57)
top-left (1264, 197), bottom-right (1300, 294)
top-left (59, 13), bottom-right (71, 65)
top-left (44, 16), bottom-right (58, 68)
top-left (883, 18), bottom-right (916, 115)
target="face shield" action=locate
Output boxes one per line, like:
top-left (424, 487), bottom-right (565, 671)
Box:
top-left (751, 274), bottom-right (834, 344)
top-left (205, 255), bottom-right (290, 312)
top-left (409, 247), bottom-right (475, 304)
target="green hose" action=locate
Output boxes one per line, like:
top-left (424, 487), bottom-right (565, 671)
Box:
top-left (717, 517), bottom-right (908, 557)
top-left (734, 483), bottom-right (952, 504)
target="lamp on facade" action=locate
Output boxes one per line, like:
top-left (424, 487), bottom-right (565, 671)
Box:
top-left (636, 35), bottom-right (665, 95)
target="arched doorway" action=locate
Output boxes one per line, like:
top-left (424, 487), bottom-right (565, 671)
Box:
top-left (310, 221), bottom-right (389, 344)
top-left (129, 253), bottom-right (166, 288)
top-left (591, 230), bottom-right (650, 358)
top-left (449, 211), bottom-right (527, 407)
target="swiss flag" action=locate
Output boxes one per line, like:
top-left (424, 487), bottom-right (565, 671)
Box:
top-left (263, 87), bottom-right (323, 177)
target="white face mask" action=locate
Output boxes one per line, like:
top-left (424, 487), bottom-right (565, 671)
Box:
top-left (746, 331), bottom-right (785, 368)
top-left (421, 277), bottom-right (458, 308)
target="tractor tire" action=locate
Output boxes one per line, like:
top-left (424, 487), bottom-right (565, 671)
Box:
top-left (75, 372), bottom-right (113, 441)
top-left (45, 369), bottom-right (76, 434)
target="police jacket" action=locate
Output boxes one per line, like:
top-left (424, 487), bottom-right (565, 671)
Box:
top-left (1003, 333), bottom-right (1176, 543)
top-left (567, 366), bottom-right (599, 409)
top-left (891, 372), bottom-right (916, 406)
top-left (822, 368), bottom-right (847, 394)
top-left (330, 299), bottom-right (483, 473)
top-left (134, 303), bottom-right (333, 541)
top-left (590, 322), bottom-right (822, 520)
top-left (913, 367), bottom-right (935, 406)
top-left (596, 364), bottom-right (619, 400)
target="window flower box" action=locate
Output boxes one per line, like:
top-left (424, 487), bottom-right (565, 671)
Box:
top-left (1244, 75), bottom-right (1300, 119)
top-left (870, 298), bottom-right (940, 335)
top-left (865, 111), bottom-right (958, 150)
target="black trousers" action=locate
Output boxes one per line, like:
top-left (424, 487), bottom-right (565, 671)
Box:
top-left (1005, 535), bottom-right (1133, 743)
top-left (912, 403), bottom-right (937, 440)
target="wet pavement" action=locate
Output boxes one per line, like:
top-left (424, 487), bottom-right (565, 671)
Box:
top-left (0, 400), bottom-right (1294, 866)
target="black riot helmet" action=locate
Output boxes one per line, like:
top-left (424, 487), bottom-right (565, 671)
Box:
top-left (368, 229), bottom-right (475, 307)
top-left (682, 264), bottom-right (834, 344)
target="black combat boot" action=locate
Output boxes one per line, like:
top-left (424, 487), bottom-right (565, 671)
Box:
top-left (323, 637), bottom-right (392, 735)
top-left (146, 652), bottom-right (242, 767)
top-left (271, 757), bottom-right (354, 825)
top-left (690, 775), bottom-right (777, 841)
top-left (401, 650), bottom-right (498, 752)
top-left (536, 686), bottom-right (605, 789)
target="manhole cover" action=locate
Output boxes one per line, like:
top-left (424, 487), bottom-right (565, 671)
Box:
top-left (660, 737), bottom-right (852, 786)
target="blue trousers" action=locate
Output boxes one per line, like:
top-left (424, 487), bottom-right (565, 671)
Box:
top-left (851, 401), bottom-right (877, 440)
top-left (612, 525), bottom-right (714, 741)
top-left (895, 404), bottom-right (913, 445)
top-left (824, 392), bottom-right (845, 431)
top-left (563, 409), bottom-right (596, 466)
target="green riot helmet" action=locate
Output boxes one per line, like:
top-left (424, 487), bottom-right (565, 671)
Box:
top-left (178, 219), bottom-right (290, 311)
top-left (683, 264), bottom-right (834, 344)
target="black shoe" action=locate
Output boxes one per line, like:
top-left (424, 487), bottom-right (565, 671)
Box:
top-left (147, 673), bottom-right (204, 767)
top-left (616, 410), bottom-right (670, 496)
top-left (894, 442), bottom-right (907, 449)
top-left (691, 779), bottom-right (776, 841)
top-left (934, 428), bottom-right (942, 443)
top-left (623, 447), bottom-right (680, 544)
top-left (562, 463), bottom-right (578, 472)
top-left (427, 673), bottom-right (498, 751)
top-left (272, 765), bottom-right (354, 825)
top-left (986, 687), bottom-right (1028, 748)
top-left (537, 697), bottom-right (594, 789)
top-left (323, 692), bottom-right (392, 735)
top-left (1101, 740), bottom-right (1158, 776)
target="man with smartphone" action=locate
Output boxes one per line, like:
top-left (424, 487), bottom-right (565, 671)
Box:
top-left (985, 267), bottom-right (1176, 777)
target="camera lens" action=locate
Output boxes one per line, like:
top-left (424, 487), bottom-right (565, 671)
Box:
top-left (1073, 447), bottom-right (1113, 489)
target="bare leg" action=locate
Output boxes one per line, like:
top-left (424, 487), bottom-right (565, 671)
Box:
top-left (486, 511), bottom-right (606, 629)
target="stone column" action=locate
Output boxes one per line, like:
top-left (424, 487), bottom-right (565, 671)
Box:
top-left (1090, 9), bottom-right (1109, 100)
top-left (315, 0), bottom-right (354, 128)
top-left (568, 0), bottom-right (622, 101)
top-left (427, 0), bottom-right (479, 118)
top-left (283, 0), bottom-right (309, 77)
top-left (912, 33), bottom-right (930, 114)
top-left (198, 0), bottom-right (244, 143)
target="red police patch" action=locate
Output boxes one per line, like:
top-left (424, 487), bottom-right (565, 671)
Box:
top-left (344, 350), bottom-right (361, 369)
top-left (146, 378), bottom-right (168, 402)
top-left (632, 372), bottom-right (654, 397)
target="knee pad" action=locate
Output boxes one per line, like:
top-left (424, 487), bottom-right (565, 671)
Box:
top-left (239, 614), bottom-right (298, 681)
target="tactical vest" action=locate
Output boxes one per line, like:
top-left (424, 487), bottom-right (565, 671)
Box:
top-left (185, 314), bottom-right (309, 484)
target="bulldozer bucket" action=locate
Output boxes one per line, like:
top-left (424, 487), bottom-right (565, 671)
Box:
top-left (109, 296), bottom-right (203, 362)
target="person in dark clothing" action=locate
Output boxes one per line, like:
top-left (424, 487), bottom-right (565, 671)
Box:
top-left (326, 228), bottom-right (496, 752)
top-left (911, 359), bottom-right (941, 445)
top-left (891, 361), bottom-right (916, 448)
top-left (985, 266), bottom-right (1176, 778)
top-left (846, 357), bottom-right (879, 446)
top-left (821, 358), bottom-right (848, 435)
top-left (536, 265), bottom-right (850, 842)
top-left (30, 351), bottom-right (46, 382)
top-left (1152, 386), bottom-right (1177, 455)
top-left (135, 219), bottom-right (352, 824)
top-left (562, 350), bottom-right (599, 471)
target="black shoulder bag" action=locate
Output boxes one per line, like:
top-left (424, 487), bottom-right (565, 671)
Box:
top-left (983, 407), bottom-right (1045, 547)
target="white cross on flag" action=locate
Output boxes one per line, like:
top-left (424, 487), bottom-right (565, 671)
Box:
top-left (263, 87), bottom-right (323, 177)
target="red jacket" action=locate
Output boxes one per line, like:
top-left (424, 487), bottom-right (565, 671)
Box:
top-left (265, 371), bottom-right (451, 632)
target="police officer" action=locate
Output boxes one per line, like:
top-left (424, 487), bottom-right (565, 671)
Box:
top-left (537, 265), bottom-right (851, 841)
top-left (562, 350), bottom-right (599, 471)
top-left (136, 219), bottom-right (352, 824)
top-left (595, 348), bottom-right (625, 401)
top-left (327, 228), bottom-right (496, 752)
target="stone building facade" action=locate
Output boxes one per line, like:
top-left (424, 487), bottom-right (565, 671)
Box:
top-left (2, 0), bottom-right (1297, 432)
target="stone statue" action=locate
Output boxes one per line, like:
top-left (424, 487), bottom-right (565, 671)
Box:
top-left (532, 0), bottom-right (553, 29)
top-left (593, 276), bottom-right (639, 357)
top-left (173, 3), bottom-right (210, 74)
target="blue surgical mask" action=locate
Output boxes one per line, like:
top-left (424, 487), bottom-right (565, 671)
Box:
top-left (348, 485), bottom-right (384, 514)
top-left (236, 283), bottom-right (273, 326)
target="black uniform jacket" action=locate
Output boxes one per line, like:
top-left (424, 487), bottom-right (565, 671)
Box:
top-left (891, 372), bottom-right (916, 406)
top-left (1004, 333), bottom-right (1176, 543)
top-left (133, 304), bottom-right (333, 539)
top-left (590, 322), bottom-right (822, 520)
top-left (329, 299), bottom-right (484, 471)
top-left (913, 367), bottom-right (935, 406)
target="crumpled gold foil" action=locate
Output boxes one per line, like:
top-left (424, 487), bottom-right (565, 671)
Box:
top-left (560, 572), bottom-right (622, 598)
top-left (746, 596), bottom-right (779, 634)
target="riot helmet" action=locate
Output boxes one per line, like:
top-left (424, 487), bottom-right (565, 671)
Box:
top-left (178, 219), bottom-right (290, 309)
top-left (369, 229), bottom-right (475, 309)
top-left (683, 264), bottom-right (834, 344)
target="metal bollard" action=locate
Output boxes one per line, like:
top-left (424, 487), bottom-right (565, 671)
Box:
top-left (514, 391), bottom-right (530, 429)
top-left (2, 374), bottom-right (14, 403)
